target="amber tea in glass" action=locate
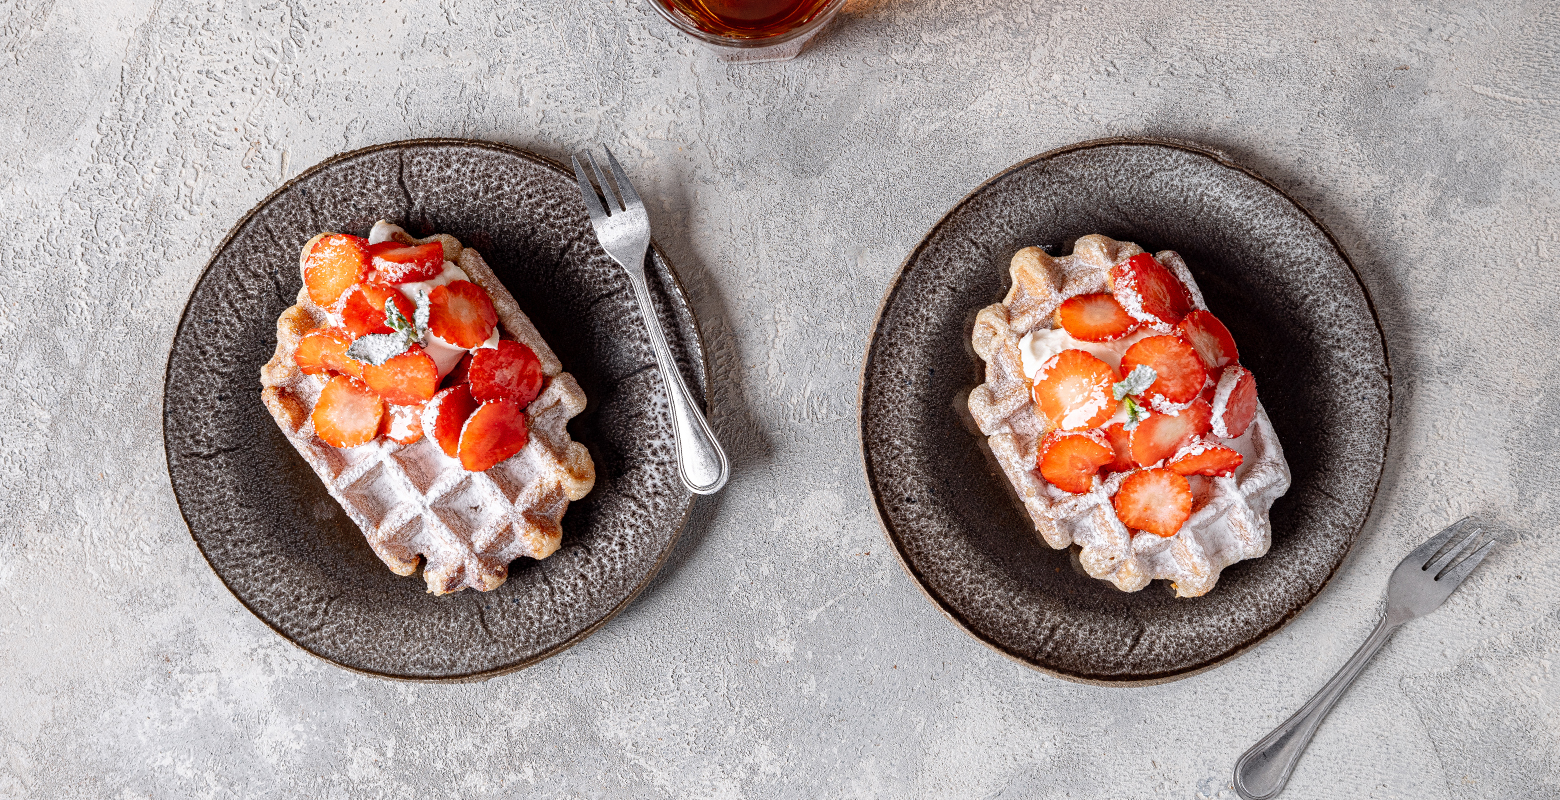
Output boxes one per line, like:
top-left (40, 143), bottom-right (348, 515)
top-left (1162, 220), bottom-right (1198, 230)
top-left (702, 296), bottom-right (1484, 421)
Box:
top-left (655, 0), bottom-right (838, 40)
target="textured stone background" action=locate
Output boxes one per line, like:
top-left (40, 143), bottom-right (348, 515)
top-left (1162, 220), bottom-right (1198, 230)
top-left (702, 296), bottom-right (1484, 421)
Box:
top-left (1, 0), bottom-right (1556, 797)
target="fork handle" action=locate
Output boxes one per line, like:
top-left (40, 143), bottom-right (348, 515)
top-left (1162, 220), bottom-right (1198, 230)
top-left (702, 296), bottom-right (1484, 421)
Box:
top-left (624, 267), bottom-right (729, 495)
top-left (1233, 616), bottom-right (1398, 800)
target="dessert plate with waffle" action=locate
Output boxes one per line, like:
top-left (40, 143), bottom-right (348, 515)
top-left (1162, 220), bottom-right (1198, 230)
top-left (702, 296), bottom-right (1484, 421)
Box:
top-left (860, 139), bottom-right (1390, 684)
top-left (165, 140), bottom-right (711, 680)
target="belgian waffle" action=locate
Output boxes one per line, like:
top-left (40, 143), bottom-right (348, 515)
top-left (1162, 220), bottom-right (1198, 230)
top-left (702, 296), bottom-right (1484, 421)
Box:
top-left (259, 223), bottom-right (595, 594)
top-left (966, 235), bottom-right (1290, 597)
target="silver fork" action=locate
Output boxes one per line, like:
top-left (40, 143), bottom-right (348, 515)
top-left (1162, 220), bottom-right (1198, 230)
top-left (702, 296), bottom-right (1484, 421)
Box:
top-left (570, 147), bottom-right (729, 495)
top-left (1233, 517), bottom-right (1498, 799)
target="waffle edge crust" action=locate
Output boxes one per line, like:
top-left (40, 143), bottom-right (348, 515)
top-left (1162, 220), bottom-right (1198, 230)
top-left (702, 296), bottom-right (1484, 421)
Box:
top-left (967, 234), bottom-right (1291, 598)
top-left (259, 225), bottom-right (596, 595)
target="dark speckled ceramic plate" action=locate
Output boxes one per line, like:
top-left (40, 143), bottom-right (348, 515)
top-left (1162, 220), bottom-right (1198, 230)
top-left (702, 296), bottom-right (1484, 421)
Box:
top-left (164, 139), bottom-right (706, 681)
top-left (860, 138), bottom-right (1390, 685)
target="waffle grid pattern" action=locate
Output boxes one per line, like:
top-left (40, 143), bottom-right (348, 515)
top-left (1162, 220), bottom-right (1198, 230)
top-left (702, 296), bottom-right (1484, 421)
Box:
top-left (967, 235), bottom-right (1291, 597)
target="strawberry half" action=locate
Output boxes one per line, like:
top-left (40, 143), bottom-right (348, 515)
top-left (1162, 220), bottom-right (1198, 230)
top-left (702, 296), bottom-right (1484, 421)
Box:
top-left (442, 351), bottom-right (474, 389)
top-left (425, 384), bottom-right (481, 458)
top-left (378, 401), bottom-right (425, 445)
top-left (1055, 293), bottom-right (1140, 342)
top-left (361, 345), bottom-right (440, 406)
top-left (1037, 429), bottom-right (1115, 494)
top-left (1102, 422), bottom-right (1138, 473)
top-left (1031, 349), bottom-right (1120, 430)
top-left (427, 280), bottom-right (498, 349)
top-left (1130, 399), bottom-right (1213, 466)
top-left (312, 375), bottom-right (385, 448)
top-left (1169, 438), bottom-right (1243, 477)
top-left (1108, 253), bottom-right (1195, 329)
top-left (469, 340), bottom-right (545, 407)
top-left (340, 281), bottom-right (417, 338)
top-left (1113, 468), bottom-right (1194, 537)
top-left (294, 327), bottom-right (364, 380)
top-left (303, 234), bottom-right (370, 308)
top-left (1121, 334), bottom-right (1208, 406)
top-left (367, 241), bottom-right (445, 284)
top-left (1211, 364), bottom-right (1259, 439)
top-left (458, 400), bottom-right (530, 471)
top-left (1176, 310), bottom-right (1238, 370)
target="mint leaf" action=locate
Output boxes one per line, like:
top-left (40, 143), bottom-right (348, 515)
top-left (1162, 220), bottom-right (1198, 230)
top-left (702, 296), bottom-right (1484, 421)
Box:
top-left (1113, 364), bottom-right (1157, 401)
top-left (346, 333), bottom-right (411, 366)
top-left (1122, 396), bottom-right (1148, 429)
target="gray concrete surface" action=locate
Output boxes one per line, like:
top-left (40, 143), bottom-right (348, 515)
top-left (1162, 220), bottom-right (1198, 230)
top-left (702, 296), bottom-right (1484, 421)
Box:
top-left (1, 0), bottom-right (1556, 797)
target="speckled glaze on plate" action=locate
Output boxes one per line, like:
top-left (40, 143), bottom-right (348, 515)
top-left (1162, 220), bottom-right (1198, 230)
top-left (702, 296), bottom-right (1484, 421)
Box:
top-left (164, 139), bottom-right (707, 681)
top-left (860, 138), bottom-right (1390, 685)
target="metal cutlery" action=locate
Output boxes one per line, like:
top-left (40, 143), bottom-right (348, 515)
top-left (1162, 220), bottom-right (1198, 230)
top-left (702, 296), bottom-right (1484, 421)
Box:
top-left (1233, 517), bottom-right (1497, 799)
top-left (570, 147), bottom-right (730, 495)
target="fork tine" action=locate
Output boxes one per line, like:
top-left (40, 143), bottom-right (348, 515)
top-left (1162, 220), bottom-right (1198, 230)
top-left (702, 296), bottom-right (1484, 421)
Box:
top-left (1424, 522), bottom-right (1483, 575)
top-left (1408, 517), bottom-right (1474, 568)
top-left (1435, 538), bottom-right (1496, 587)
top-left (570, 156), bottom-right (607, 220)
top-left (586, 152), bottom-right (622, 213)
top-left (602, 146), bottom-right (643, 209)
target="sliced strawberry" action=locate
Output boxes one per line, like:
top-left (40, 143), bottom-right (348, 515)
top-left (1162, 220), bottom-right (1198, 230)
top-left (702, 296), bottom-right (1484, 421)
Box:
top-left (1031, 349), bottom-right (1120, 430)
top-left (1108, 253), bottom-right (1195, 328)
top-left (367, 241), bottom-right (445, 284)
top-left (1130, 399), bottom-right (1213, 466)
top-left (1176, 310), bottom-right (1239, 370)
top-left (1055, 293), bottom-right (1140, 342)
top-left (378, 401), bottom-right (425, 445)
top-left (1121, 334), bottom-right (1209, 406)
top-left (427, 280), bottom-right (498, 349)
top-left (458, 400), bottom-right (529, 471)
top-left (294, 327), bottom-right (364, 380)
top-left (303, 234), bottom-right (370, 307)
top-left (425, 384), bottom-right (480, 458)
top-left (340, 281), bottom-right (417, 338)
top-left (1211, 364), bottom-right (1259, 439)
top-left (468, 341), bottom-right (545, 407)
top-left (1102, 422), bottom-right (1138, 473)
top-left (1037, 429), bottom-right (1115, 494)
top-left (361, 345), bottom-right (440, 406)
top-left (1113, 468), bottom-right (1194, 537)
top-left (1169, 438), bottom-right (1244, 477)
top-left (442, 351), bottom-right (474, 389)
top-left (312, 375), bottom-right (384, 448)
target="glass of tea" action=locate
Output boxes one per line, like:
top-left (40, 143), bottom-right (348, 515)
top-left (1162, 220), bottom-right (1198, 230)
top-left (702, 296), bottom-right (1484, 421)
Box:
top-left (650, 0), bottom-right (847, 63)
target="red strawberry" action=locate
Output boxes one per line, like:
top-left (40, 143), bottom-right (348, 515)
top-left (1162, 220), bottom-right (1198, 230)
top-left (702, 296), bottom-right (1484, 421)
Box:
top-left (468, 341), bottom-right (545, 407)
top-left (367, 241), bottom-right (445, 284)
top-left (1030, 349), bottom-right (1120, 430)
top-left (1211, 364), bottom-right (1259, 438)
top-left (340, 281), bottom-right (417, 338)
top-left (1121, 334), bottom-right (1209, 406)
top-left (1169, 438), bottom-right (1243, 477)
top-left (1113, 468), bottom-right (1194, 537)
top-left (303, 234), bottom-right (370, 308)
top-left (1102, 422), bottom-right (1138, 473)
top-left (1054, 293), bottom-right (1140, 342)
top-left (442, 351), bottom-right (474, 389)
top-left (425, 384), bottom-right (480, 458)
top-left (1108, 253), bottom-right (1195, 328)
top-left (427, 280), bottom-right (498, 348)
top-left (294, 328), bottom-right (363, 380)
top-left (1176, 310), bottom-right (1238, 370)
top-left (361, 345), bottom-right (440, 406)
top-left (378, 401), bottom-right (425, 445)
top-left (1130, 399), bottom-right (1213, 466)
top-left (312, 375), bottom-right (384, 448)
top-left (1037, 429), bottom-right (1115, 494)
top-left (458, 400), bottom-right (530, 471)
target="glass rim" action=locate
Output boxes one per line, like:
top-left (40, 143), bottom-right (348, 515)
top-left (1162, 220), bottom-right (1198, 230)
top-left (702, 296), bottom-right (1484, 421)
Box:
top-left (646, 0), bottom-right (848, 50)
